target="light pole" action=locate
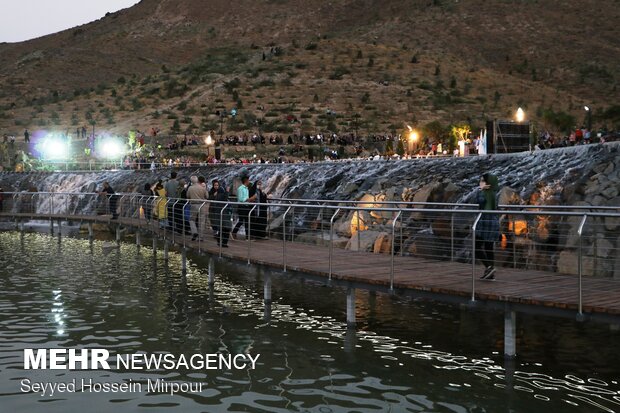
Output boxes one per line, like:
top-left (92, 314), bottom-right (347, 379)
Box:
top-left (515, 107), bottom-right (525, 123)
top-left (584, 106), bottom-right (592, 131)
top-left (408, 129), bottom-right (419, 155)
top-left (205, 134), bottom-right (213, 159)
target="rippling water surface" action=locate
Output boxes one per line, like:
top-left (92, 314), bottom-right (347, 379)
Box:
top-left (1, 232), bottom-right (619, 412)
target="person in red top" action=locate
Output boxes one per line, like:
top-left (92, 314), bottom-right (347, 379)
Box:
top-left (575, 128), bottom-right (583, 144)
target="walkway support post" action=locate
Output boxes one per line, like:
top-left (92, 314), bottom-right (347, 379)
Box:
top-left (57, 220), bottom-right (61, 243)
top-left (346, 288), bottom-right (356, 328)
top-left (153, 238), bottom-right (157, 255)
top-left (282, 206), bottom-right (292, 272)
top-left (329, 208), bottom-right (341, 280)
top-left (577, 214), bottom-right (588, 316)
top-left (88, 222), bottom-right (93, 239)
top-left (471, 213), bottom-right (483, 302)
top-left (504, 309), bottom-right (516, 358)
top-left (164, 240), bottom-right (169, 261)
top-left (390, 211), bottom-right (402, 291)
top-left (208, 257), bottom-right (215, 285)
top-left (181, 248), bottom-right (187, 273)
top-left (264, 273), bottom-right (272, 304)
top-left (136, 230), bottom-right (140, 247)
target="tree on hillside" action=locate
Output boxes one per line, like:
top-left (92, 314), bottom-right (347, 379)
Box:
top-left (423, 120), bottom-right (448, 144)
top-left (541, 109), bottom-right (575, 134)
top-left (396, 137), bottom-right (405, 156)
top-left (450, 123), bottom-right (471, 151)
top-left (172, 119), bottom-right (181, 133)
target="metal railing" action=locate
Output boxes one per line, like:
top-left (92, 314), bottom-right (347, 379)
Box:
top-left (1, 191), bottom-right (620, 315)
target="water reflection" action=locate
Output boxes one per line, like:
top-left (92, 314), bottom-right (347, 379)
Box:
top-left (0, 232), bottom-right (618, 412)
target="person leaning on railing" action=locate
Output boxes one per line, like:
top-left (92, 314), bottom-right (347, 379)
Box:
top-left (99, 182), bottom-right (118, 220)
top-left (140, 183), bottom-right (154, 223)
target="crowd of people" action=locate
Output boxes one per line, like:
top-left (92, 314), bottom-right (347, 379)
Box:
top-left (533, 127), bottom-right (617, 150)
top-left (126, 171), bottom-right (269, 248)
top-left (218, 132), bottom-right (400, 147)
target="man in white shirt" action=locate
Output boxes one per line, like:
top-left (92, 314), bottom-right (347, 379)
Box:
top-left (187, 175), bottom-right (208, 240)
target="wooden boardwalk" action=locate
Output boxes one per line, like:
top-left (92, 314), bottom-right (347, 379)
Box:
top-left (4, 212), bottom-right (620, 318)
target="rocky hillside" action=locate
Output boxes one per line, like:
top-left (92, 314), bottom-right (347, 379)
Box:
top-left (0, 0), bottom-right (619, 138)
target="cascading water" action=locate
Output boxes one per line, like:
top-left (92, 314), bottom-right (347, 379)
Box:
top-left (1, 143), bottom-right (619, 276)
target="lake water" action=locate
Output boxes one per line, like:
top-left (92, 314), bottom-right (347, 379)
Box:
top-left (1, 232), bottom-right (619, 412)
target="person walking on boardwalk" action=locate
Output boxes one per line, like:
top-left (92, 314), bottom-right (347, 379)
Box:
top-left (209, 179), bottom-right (225, 237)
top-left (187, 175), bottom-right (208, 241)
top-left (154, 181), bottom-right (167, 228)
top-left (212, 180), bottom-right (232, 247)
top-left (232, 175), bottom-right (256, 240)
top-left (249, 179), bottom-right (269, 239)
top-left (476, 173), bottom-right (500, 280)
top-left (164, 171), bottom-right (179, 229)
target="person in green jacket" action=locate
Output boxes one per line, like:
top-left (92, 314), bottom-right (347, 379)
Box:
top-left (476, 173), bottom-right (500, 280)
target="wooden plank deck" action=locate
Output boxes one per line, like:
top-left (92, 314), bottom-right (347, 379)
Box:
top-left (3, 212), bottom-right (620, 317)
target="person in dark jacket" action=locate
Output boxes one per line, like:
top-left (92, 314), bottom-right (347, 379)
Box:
top-left (99, 182), bottom-right (118, 219)
top-left (209, 180), bottom-right (224, 235)
top-left (209, 180), bottom-right (232, 247)
top-left (249, 179), bottom-right (269, 239)
top-left (476, 173), bottom-right (500, 280)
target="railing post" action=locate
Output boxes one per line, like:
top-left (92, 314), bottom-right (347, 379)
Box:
top-left (118, 195), bottom-right (126, 219)
top-left (357, 209), bottom-right (361, 251)
top-left (577, 214), bottom-right (588, 316)
top-left (290, 206), bottom-right (295, 242)
top-left (197, 202), bottom-right (205, 253)
top-left (219, 203), bottom-right (229, 257)
top-left (329, 208), bottom-right (341, 280)
top-left (183, 201), bottom-right (190, 249)
top-left (592, 210), bottom-right (598, 277)
top-left (247, 205), bottom-right (257, 264)
top-left (400, 211), bottom-right (404, 256)
top-left (320, 202), bottom-right (325, 235)
top-left (450, 208), bottom-right (455, 261)
top-left (282, 206), bottom-right (292, 272)
top-left (471, 213), bottom-right (483, 302)
top-left (390, 211), bottom-right (402, 291)
top-left (513, 214), bottom-right (517, 269)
